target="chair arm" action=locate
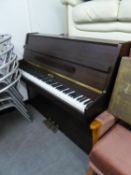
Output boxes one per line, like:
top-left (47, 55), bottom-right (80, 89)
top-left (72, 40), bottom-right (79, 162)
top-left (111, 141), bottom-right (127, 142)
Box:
top-left (61, 0), bottom-right (83, 6)
top-left (90, 111), bottom-right (117, 145)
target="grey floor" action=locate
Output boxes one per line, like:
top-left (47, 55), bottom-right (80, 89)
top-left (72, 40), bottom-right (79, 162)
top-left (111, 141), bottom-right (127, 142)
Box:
top-left (0, 105), bottom-right (88, 175)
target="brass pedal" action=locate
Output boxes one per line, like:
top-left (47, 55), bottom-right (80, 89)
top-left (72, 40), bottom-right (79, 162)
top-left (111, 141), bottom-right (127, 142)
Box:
top-left (44, 118), bottom-right (59, 133)
top-left (50, 123), bottom-right (59, 133)
top-left (44, 118), bottom-right (52, 128)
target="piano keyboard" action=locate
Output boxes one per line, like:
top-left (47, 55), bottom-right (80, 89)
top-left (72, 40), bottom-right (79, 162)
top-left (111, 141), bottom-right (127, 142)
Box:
top-left (21, 69), bottom-right (93, 113)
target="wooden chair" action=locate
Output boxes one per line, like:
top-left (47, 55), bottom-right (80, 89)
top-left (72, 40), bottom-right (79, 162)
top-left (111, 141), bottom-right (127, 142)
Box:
top-left (87, 57), bottom-right (131, 175)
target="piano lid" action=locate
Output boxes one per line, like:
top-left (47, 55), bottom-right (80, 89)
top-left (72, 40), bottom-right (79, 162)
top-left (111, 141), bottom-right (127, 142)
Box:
top-left (30, 33), bottom-right (129, 45)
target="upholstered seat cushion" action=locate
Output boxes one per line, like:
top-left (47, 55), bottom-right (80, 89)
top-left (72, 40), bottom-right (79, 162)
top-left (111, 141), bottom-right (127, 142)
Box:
top-left (90, 124), bottom-right (131, 175)
top-left (73, 0), bottom-right (119, 23)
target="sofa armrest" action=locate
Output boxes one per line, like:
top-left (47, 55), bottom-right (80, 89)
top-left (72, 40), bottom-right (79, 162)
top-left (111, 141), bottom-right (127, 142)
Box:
top-left (90, 111), bottom-right (117, 145)
top-left (61, 0), bottom-right (83, 6)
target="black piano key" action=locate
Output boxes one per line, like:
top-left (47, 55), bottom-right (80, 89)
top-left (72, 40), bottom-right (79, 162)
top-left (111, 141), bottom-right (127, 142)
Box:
top-left (56, 85), bottom-right (67, 91)
top-left (77, 96), bottom-right (87, 102)
top-left (38, 74), bottom-right (48, 80)
top-left (27, 68), bottom-right (49, 81)
top-left (50, 82), bottom-right (58, 86)
top-left (54, 84), bottom-right (63, 88)
top-left (84, 99), bottom-right (93, 106)
top-left (48, 80), bottom-right (56, 84)
top-left (32, 70), bottom-right (41, 77)
top-left (76, 96), bottom-right (84, 101)
top-left (62, 88), bottom-right (69, 92)
top-left (68, 91), bottom-right (75, 95)
top-left (78, 97), bottom-right (88, 102)
top-left (69, 92), bottom-right (81, 98)
top-left (52, 82), bottom-right (61, 87)
top-left (66, 90), bottom-right (74, 95)
top-left (86, 100), bottom-right (93, 107)
top-left (44, 75), bottom-right (51, 79)
top-left (45, 78), bottom-right (54, 83)
top-left (84, 101), bottom-right (90, 105)
top-left (63, 89), bottom-right (73, 94)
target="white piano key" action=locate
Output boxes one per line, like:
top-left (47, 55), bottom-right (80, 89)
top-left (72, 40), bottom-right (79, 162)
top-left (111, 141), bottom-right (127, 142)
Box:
top-left (67, 91), bottom-right (75, 95)
top-left (75, 95), bottom-right (83, 100)
top-left (54, 84), bottom-right (62, 88)
top-left (81, 98), bottom-right (90, 104)
top-left (62, 88), bottom-right (69, 92)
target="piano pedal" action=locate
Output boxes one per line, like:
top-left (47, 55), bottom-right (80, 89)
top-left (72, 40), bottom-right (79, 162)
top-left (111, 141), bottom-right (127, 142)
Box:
top-left (50, 122), bottom-right (59, 133)
top-left (44, 118), bottom-right (52, 128)
top-left (43, 118), bottom-right (59, 133)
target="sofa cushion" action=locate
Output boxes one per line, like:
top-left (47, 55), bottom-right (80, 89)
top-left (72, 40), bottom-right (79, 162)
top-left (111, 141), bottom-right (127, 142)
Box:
top-left (118, 0), bottom-right (131, 22)
top-left (75, 22), bottom-right (131, 32)
top-left (73, 0), bottom-right (120, 23)
top-left (90, 124), bottom-right (131, 175)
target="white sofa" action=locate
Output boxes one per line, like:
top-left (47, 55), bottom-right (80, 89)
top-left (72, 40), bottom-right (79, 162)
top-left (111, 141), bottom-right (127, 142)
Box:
top-left (62, 0), bottom-right (131, 41)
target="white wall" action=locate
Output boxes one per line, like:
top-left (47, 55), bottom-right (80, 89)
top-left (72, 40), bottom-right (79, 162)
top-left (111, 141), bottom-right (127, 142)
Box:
top-left (0, 0), bottom-right (66, 100)
top-left (27, 0), bottom-right (66, 35)
top-left (0, 0), bottom-right (65, 58)
top-left (0, 0), bottom-right (30, 58)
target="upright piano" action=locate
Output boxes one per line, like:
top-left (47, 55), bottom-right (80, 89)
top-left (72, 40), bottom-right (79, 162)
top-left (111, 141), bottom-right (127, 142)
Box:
top-left (20, 33), bottom-right (131, 153)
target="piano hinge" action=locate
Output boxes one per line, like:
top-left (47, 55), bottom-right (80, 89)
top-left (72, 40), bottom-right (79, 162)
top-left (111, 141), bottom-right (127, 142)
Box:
top-left (26, 60), bottom-right (103, 94)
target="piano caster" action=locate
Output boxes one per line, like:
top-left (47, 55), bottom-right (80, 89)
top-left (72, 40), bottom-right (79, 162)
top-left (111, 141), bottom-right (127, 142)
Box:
top-left (44, 118), bottom-right (59, 133)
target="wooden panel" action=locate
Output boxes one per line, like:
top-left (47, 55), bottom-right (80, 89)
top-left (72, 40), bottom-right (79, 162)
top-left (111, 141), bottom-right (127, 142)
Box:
top-left (109, 57), bottom-right (131, 125)
top-left (24, 52), bottom-right (108, 91)
top-left (25, 34), bottom-right (120, 72)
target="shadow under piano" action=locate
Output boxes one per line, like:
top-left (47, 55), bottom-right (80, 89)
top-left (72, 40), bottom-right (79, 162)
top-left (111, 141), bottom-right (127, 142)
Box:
top-left (20, 33), bottom-right (131, 153)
